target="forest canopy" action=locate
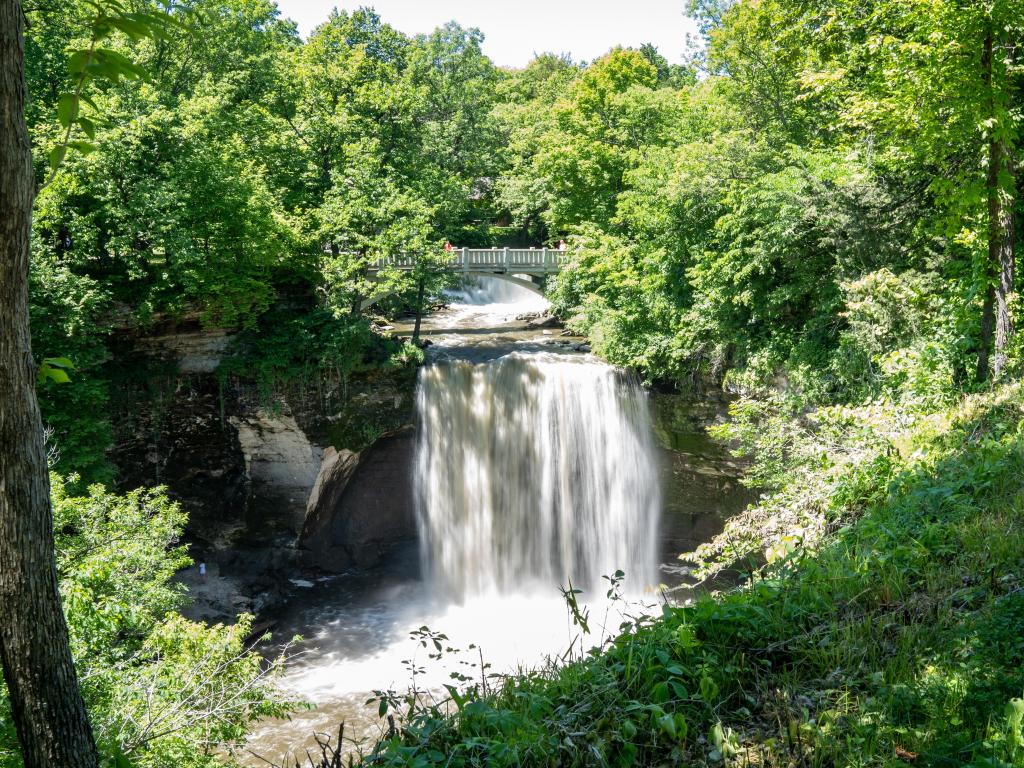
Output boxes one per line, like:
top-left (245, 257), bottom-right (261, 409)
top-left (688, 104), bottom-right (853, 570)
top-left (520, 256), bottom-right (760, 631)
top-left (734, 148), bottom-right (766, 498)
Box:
top-left (26, 0), bottom-right (1021, 488)
top-left (3, 0), bottom-right (1021, 764)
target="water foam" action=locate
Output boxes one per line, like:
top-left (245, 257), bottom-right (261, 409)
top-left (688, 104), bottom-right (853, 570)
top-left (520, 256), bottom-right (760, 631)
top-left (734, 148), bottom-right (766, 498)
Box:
top-left (415, 351), bottom-right (661, 601)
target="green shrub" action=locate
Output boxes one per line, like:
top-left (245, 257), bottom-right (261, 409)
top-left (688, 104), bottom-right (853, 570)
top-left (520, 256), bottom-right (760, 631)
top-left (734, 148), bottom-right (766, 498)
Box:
top-left (0, 477), bottom-right (296, 768)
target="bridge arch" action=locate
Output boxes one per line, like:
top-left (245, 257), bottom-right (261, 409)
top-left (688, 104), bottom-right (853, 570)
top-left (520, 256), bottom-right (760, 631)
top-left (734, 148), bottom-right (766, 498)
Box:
top-left (359, 271), bottom-right (547, 312)
top-left (477, 271), bottom-right (546, 295)
top-left (359, 247), bottom-right (562, 312)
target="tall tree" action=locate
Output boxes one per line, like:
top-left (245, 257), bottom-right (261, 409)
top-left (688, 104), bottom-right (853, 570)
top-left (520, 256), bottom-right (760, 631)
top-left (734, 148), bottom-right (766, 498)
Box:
top-left (789, 0), bottom-right (1021, 379)
top-left (0, 0), bottom-right (100, 764)
top-left (981, 14), bottom-right (1017, 379)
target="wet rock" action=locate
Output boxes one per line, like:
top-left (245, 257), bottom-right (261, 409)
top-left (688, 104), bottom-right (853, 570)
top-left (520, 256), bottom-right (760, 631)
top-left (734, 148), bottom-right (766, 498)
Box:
top-left (527, 314), bottom-right (562, 329)
top-left (111, 375), bottom-right (250, 550)
top-left (111, 325), bottom-right (420, 623)
top-left (298, 427), bottom-right (417, 572)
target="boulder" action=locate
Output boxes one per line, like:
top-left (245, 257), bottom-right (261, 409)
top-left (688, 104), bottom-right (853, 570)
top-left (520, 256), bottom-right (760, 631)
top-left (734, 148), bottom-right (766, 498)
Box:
top-left (299, 427), bottom-right (417, 571)
top-left (230, 410), bottom-right (323, 540)
top-left (527, 314), bottom-right (562, 329)
top-left (300, 446), bottom-right (359, 543)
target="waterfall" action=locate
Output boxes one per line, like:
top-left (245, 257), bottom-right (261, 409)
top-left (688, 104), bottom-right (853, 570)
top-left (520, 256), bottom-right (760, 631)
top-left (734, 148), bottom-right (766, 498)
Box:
top-left (446, 275), bottom-right (534, 305)
top-left (414, 351), bottom-right (661, 600)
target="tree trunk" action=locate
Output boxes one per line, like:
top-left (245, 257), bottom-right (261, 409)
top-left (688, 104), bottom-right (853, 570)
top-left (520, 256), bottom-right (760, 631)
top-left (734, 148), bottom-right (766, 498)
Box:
top-left (0, 1), bottom-right (100, 766)
top-left (979, 21), bottom-right (1018, 381)
top-left (412, 276), bottom-right (426, 345)
top-left (991, 139), bottom-right (1016, 378)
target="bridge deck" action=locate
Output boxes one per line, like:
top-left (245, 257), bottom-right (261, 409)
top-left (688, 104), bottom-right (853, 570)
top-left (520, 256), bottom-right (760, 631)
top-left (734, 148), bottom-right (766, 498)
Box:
top-left (369, 247), bottom-right (563, 275)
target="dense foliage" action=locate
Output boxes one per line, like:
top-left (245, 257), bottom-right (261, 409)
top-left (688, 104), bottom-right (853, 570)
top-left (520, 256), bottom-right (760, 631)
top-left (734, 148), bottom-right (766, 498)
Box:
top-left (26, 1), bottom-right (502, 482)
top-left (532, 0), bottom-right (1022, 398)
top-left (30, 0), bottom-right (1021, 474)
top-left (0, 477), bottom-right (293, 767)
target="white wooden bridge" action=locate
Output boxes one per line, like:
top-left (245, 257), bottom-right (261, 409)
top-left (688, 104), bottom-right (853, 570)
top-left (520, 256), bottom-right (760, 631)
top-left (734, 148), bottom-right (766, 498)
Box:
top-left (361, 247), bottom-right (563, 310)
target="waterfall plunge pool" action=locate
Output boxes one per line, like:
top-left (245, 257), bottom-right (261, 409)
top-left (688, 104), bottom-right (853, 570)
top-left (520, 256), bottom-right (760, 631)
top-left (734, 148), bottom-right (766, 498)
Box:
top-left (238, 277), bottom-right (755, 764)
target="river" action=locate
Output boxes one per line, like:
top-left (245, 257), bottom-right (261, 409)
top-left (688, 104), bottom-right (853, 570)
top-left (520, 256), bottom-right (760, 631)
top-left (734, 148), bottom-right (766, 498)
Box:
top-left (238, 277), bottom-right (753, 764)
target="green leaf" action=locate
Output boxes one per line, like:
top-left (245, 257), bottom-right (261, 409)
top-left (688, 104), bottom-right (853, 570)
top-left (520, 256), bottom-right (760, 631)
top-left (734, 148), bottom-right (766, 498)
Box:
top-left (78, 117), bottom-right (96, 140)
top-left (673, 713), bottom-right (689, 743)
top-left (68, 50), bottom-right (93, 75)
top-left (652, 681), bottom-right (670, 704)
top-left (38, 364), bottom-right (71, 385)
top-left (57, 93), bottom-right (78, 129)
top-left (669, 680), bottom-right (689, 700)
top-left (699, 674), bottom-right (719, 702)
top-left (43, 357), bottom-right (76, 370)
top-left (101, 14), bottom-right (152, 40)
top-left (48, 145), bottom-right (67, 171)
top-left (69, 140), bottom-right (98, 155)
top-left (93, 48), bottom-right (149, 81)
top-left (675, 624), bottom-right (700, 650)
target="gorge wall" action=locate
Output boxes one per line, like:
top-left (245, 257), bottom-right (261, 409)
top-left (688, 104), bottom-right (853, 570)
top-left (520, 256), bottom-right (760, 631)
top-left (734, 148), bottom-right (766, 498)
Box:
top-left (107, 322), bottom-right (419, 622)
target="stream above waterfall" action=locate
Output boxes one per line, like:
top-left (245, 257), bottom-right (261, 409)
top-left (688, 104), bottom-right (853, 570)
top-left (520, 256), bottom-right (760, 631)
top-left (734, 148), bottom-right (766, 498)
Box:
top-left (239, 278), bottom-right (755, 764)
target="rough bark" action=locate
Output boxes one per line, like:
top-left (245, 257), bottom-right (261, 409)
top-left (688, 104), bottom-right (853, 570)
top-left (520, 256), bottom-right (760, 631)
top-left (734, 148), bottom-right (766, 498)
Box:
top-left (0, 1), bottom-right (100, 765)
top-left (979, 23), bottom-right (1018, 381)
top-left (991, 140), bottom-right (1016, 378)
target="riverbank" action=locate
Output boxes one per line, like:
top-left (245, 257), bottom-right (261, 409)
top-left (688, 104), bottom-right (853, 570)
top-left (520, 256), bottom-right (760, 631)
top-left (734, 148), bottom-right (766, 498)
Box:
top-left (362, 383), bottom-right (1024, 767)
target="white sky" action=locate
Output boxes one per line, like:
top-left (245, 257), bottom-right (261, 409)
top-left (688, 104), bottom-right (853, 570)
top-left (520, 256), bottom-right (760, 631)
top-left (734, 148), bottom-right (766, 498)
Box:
top-left (273, 0), bottom-right (698, 68)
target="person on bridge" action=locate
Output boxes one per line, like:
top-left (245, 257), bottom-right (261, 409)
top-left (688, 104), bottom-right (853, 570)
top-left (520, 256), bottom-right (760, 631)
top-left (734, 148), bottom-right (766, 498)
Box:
top-left (557, 239), bottom-right (567, 251)
top-left (444, 240), bottom-right (454, 252)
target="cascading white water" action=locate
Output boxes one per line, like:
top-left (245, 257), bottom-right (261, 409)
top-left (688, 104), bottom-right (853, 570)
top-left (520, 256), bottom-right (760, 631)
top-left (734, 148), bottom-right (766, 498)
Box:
top-left (446, 275), bottom-right (536, 305)
top-left (244, 277), bottom-right (672, 763)
top-left (414, 351), bottom-right (661, 600)
top-left (439, 275), bottom-right (551, 326)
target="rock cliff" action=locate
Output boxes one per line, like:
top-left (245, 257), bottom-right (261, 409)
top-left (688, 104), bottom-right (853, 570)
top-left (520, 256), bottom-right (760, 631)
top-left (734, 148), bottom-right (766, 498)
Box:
top-left (108, 323), bottom-right (419, 621)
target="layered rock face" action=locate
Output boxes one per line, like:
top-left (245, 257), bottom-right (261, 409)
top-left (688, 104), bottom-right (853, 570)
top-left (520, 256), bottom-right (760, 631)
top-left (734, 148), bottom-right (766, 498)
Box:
top-left (230, 411), bottom-right (323, 540)
top-left (109, 323), bottom-right (418, 619)
top-left (110, 374), bottom-right (251, 549)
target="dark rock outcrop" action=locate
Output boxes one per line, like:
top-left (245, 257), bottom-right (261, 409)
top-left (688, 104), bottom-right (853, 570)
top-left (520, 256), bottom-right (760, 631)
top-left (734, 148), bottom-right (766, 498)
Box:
top-left (299, 427), bottom-right (417, 572)
top-left (110, 374), bottom-right (251, 549)
top-left (526, 313), bottom-right (562, 329)
top-left (300, 446), bottom-right (360, 540)
top-left (109, 324), bottom-right (420, 619)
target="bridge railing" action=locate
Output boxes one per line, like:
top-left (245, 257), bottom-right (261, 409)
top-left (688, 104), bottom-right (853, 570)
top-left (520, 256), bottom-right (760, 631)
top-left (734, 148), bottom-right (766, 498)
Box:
top-left (368, 247), bottom-right (563, 274)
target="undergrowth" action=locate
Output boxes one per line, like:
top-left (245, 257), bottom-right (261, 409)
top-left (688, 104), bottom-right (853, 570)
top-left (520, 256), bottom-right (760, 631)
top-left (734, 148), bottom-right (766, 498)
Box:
top-left (363, 384), bottom-right (1024, 767)
top-left (218, 304), bottom-right (423, 407)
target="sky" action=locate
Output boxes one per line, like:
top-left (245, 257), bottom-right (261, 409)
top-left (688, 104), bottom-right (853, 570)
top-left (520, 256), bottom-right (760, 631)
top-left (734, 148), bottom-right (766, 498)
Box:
top-left (273, 0), bottom-right (699, 68)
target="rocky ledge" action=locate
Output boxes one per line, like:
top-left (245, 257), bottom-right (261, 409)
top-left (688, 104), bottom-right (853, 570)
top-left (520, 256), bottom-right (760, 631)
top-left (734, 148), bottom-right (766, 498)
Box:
top-left (109, 325), bottom-right (419, 625)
